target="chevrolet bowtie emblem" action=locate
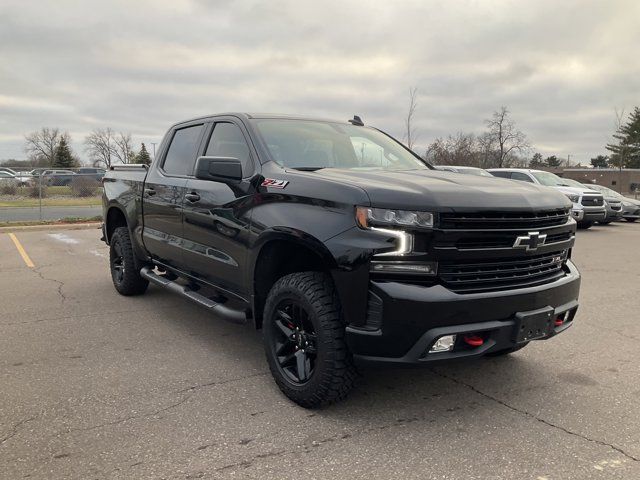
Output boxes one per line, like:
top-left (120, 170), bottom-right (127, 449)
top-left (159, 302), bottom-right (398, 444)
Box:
top-left (513, 231), bottom-right (547, 252)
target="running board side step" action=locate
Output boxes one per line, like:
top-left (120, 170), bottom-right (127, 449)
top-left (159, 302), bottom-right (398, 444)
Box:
top-left (140, 267), bottom-right (246, 324)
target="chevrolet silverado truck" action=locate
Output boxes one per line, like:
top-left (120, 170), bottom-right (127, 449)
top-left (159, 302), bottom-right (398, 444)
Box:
top-left (102, 113), bottom-right (581, 408)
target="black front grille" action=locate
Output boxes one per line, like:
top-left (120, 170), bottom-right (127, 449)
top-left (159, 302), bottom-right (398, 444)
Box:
top-left (439, 250), bottom-right (568, 293)
top-left (439, 209), bottom-right (570, 229)
top-left (455, 231), bottom-right (573, 250)
top-left (581, 195), bottom-right (603, 206)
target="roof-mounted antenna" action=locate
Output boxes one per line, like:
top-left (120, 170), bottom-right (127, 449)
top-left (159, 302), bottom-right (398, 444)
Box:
top-left (348, 115), bottom-right (364, 126)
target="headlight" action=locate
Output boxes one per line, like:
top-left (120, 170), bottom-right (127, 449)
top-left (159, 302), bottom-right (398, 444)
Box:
top-left (565, 194), bottom-right (579, 203)
top-left (355, 207), bottom-right (434, 229)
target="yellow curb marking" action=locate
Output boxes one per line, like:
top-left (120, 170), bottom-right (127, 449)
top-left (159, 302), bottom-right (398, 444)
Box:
top-left (8, 233), bottom-right (35, 268)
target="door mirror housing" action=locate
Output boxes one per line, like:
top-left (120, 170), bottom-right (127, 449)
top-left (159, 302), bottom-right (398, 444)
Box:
top-left (195, 156), bottom-right (242, 183)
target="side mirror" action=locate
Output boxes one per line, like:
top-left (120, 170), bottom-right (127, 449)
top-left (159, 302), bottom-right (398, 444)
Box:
top-left (195, 156), bottom-right (242, 184)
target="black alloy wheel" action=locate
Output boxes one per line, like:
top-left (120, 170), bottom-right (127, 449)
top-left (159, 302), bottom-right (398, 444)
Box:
top-left (263, 272), bottom-right (357, 408)
top-left (111, 239), bottom-right (125, 284)
top-left (269, 301), bottom-right (317, 384)
top-left (109, 227), bottom-right (149, 295)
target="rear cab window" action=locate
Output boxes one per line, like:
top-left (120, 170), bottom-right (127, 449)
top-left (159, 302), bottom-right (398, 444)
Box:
top-left (162, 124), bottom-right (205, 176)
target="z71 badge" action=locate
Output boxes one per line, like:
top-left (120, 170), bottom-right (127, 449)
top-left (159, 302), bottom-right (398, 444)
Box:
top-left (261, 178), bottom-right (289, 189)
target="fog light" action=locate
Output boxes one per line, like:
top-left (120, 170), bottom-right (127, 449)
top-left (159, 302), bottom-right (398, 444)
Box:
top-left (429, 335), bottom-right (456, 353)
top-left (371, 262), bottom-right (437, 275)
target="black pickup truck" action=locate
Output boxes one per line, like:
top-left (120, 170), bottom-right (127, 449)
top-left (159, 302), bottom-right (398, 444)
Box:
top-left (102, 113), bottom-right (581, 407)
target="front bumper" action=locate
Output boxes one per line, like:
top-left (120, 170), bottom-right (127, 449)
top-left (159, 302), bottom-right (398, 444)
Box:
top-left (346, 260), bottom-right (580, 364)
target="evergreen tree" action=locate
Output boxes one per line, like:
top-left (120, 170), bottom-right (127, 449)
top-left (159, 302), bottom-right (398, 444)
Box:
top-left (529, 152), bottom-right (544, 168)
top-left (52, 136), bottom-right (77, 168)
top-left (590, 155), bottom-right (609, 168)
top-left (136, 143), bottom-right (152, 165)
top-left (606, 107), bottom-right (640, 168)
top-left (545, 155), bottom-right (561, 167)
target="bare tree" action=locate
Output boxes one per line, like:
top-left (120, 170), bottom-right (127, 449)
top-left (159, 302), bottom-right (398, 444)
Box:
top-left (112, 132), bottom-right (135, 164)
top-left (607, 107), bottom-right (627, 193)
top-left (85, 129), bottom-right (137, 167)
top-left (484, 106), bottom-right (530, 167)
top-left (85, 128), bottom-right (115, 168)
top-left (24, 127), bottom-right (66, 166)
top-left (403, 87), bottom-right (419, 150)
top-left (425, 132), bottom-right (479, 166)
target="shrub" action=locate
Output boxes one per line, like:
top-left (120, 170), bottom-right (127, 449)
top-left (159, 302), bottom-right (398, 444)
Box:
top-left (70, 176), bottom-right (100, 197)
top-left (0, 181), bottom-right (18, 195)
top-left (28, 183), bottom-right (47, 198)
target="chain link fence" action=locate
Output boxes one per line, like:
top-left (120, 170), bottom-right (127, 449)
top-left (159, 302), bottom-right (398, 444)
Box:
top-left (0, 167), bottom-right (103, 224)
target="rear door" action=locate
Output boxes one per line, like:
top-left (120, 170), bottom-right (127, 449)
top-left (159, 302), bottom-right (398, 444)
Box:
top-left (142, 122), bottom-right (205, 271)
top-left (181, 119), bottom-right (257, 297)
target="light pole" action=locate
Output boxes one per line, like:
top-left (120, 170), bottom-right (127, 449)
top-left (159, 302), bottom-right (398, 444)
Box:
top-left (151, 142), bottom-right (157, 159)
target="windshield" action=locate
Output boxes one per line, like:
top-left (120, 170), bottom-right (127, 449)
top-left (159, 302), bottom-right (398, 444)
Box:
top-left (559, 178), bottom-right (589, 189)
top-left (531, 171), bottom-right (570, 187)
top-left (459, 168), bottom-right (493, 177)
top-left (585, 184), bottom-right (619, 197)
top-left (252, 119), bottom-right (430, 171)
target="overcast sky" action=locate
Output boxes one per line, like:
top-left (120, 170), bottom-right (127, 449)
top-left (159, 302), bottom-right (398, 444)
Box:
top-left (0, 0), bottom-right (638, 164)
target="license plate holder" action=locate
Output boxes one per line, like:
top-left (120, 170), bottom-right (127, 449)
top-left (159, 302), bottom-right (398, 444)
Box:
top-left (515, 308), bottom-right (554, 343)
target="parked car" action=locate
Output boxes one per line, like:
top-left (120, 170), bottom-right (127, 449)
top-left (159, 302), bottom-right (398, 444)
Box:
top-left (102, 113), bottom-right (581, 408)
top-left (584, 184), bottom-right (640, 223)
top-left (0, 170), bottom-right (30, 187)
top-left (558, 178), bottom-right (622, 224)
top-left (487, 168), bottom-right (606, 229)
top-left (0, 167), bottom-right (18, 176)
top-left (0, 170), bottom-right (18, 186)
top-left (77, 167), bottom-right (106, 182)
top-left (35, 169), bottom-right (76, 186)
top-left (13, 171), bottom-right (34, 186)
top-left (434, 165), bottom-right (493, 177)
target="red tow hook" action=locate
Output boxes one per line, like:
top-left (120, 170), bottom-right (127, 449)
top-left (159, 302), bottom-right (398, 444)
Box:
top-left (462, 334), bottom-right (484, 347)
top-left (554, 316), bottom-right (564, 327)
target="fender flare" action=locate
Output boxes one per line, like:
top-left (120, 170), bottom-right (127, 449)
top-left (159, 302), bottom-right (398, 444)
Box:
top-left (248, 227), bottom-right (339, 281)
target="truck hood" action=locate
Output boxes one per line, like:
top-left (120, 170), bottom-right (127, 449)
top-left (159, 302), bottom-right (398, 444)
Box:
top-left (305, 168), bottom-right (572, 211)
top-left (553, 186), bottom-right (600, 196)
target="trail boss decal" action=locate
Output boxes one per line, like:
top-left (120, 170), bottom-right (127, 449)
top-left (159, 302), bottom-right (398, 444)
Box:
top-left (261, 178), bottom-right (289, 189)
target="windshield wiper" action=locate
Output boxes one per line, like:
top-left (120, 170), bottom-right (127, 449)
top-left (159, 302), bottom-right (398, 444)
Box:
top-left (290, 166), bottom-right (326, 171)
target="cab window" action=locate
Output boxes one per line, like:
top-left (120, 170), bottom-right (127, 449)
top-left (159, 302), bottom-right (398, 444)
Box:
top-left (205, 122), bottom-right (253, 176)
top-left (511, 172), bottom-right (534, 182)
top-left (163, 124), bottom-right (204, 176)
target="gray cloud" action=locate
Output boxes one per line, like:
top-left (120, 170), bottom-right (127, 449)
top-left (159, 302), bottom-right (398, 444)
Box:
top-left (0, 0), bottom-right (638, 163)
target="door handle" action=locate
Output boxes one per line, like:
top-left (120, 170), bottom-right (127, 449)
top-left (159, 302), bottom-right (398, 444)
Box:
top-left (185, 192), bottom-right (201, 203)
top-left (144, 188), bottom-right (156, 196)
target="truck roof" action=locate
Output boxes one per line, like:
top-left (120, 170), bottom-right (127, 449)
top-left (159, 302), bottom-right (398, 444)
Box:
top-left (172, 113), bottom-right (360, 129)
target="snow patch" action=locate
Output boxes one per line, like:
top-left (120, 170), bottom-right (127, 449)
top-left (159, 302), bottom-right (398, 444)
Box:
top-left (47, 233), bottom-right (80, 244)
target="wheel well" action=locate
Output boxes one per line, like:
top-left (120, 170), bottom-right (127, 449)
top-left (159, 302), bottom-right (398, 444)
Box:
top-left (253, 240), bottom-right (327, 329)
top-left (106, 207), bottom-right (128, 242)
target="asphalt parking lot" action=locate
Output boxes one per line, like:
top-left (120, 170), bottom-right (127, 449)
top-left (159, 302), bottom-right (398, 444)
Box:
top-left (1, 224), bottom-right (639, 479)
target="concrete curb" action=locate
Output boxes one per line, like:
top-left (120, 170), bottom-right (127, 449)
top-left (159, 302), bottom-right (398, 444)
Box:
top-left (0, 222), bottom-right (101, 234)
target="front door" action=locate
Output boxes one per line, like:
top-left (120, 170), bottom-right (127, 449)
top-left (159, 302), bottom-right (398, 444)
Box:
top-left (142, 122), bottom-right (205, 270)
top-left (181, 120), bottom-right (256, 298)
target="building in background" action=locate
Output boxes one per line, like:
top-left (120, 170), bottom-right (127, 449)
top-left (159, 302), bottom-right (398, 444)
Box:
top-left (561, 169), bottom-right (640, 195)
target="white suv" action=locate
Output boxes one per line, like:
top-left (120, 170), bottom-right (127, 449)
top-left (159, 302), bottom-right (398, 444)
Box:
top-left (487, 168), bottom-right (606, 228)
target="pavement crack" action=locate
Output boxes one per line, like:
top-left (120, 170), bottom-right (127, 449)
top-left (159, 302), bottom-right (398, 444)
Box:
top-left (33, 267), bottom-right (66, 304)
top-left (0, 416), bottom-right (37, 446)
top-left (65, 394), bottom-right (192, 434)
top-left (431, 368), bottom-right (640, 463)
top-left (177, 371), bottom-right (270, 393)
top-left (215, 450), bottom-right (286, 472)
